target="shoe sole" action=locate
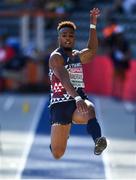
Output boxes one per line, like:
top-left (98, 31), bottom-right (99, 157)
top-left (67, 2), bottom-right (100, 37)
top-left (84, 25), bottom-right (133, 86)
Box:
top-left (94, 137), bottom-right (107, 155)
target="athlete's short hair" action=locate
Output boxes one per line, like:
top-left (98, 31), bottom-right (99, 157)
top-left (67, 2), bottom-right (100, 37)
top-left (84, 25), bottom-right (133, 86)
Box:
top-left (57, 21), bottom-right (76, 31)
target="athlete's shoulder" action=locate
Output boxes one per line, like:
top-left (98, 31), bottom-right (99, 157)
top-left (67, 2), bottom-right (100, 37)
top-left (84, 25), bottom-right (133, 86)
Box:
top-left (72, 49), bottom-right (80, 53)
top-left (72, 49), bottom-right (79, 52)
top-left (72, 49), bottom-right (80, 56)
top-left (49, 48), bottom-right (64, 67)
top-left (50, 48), bottom-right (62, 58)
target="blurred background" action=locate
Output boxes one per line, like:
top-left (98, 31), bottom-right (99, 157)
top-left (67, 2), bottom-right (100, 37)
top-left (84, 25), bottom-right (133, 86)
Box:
top-left (0, 0), bottom-right (136, 179)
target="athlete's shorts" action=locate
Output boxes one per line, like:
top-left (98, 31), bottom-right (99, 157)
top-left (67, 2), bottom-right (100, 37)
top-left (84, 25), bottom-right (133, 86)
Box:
top-left (49, 88), bottom-right (88, 125)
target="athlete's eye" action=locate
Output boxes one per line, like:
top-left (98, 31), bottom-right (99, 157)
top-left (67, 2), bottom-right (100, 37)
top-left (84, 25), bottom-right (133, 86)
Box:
top-left (69, 35), bottom-right (74, 38)
top-left (62, 34), bottom-right (66, 38)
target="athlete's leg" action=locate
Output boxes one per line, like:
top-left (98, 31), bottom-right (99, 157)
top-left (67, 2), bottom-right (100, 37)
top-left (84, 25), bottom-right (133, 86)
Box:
top-left (72, 100), bottom-right (95, 124)
top-left (49, 101), bottom-right (76, 159)
top-left (51, 123), bottom-right (71, 159)
top-left (72, 100), bottom-right (101, 140)
top-left (72, 99), bottom-right (107, 155)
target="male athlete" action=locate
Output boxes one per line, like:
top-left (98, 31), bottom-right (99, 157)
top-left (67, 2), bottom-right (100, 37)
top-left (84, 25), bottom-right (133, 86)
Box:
top-left (49, 8), bottom-right (107, 159)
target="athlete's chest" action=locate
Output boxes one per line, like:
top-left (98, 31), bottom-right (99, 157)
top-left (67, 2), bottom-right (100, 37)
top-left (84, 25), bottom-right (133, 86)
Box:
top-left (66, 62), bottom-right (84, 88)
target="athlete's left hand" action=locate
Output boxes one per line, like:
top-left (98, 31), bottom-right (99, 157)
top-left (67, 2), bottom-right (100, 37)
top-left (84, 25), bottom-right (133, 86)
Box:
top-left (90, 8), bottom-right (100, 25)
top-left (76, 99), bottom-right (89, 114)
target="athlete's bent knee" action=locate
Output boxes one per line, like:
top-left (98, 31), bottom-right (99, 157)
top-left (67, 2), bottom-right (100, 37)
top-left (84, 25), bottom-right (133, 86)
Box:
top-left (88, 103), bottom-right (96, 118)
top-left (52, 147), bottom-right (65, 159)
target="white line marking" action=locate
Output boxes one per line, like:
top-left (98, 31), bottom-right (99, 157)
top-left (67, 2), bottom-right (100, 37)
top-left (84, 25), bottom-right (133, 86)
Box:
top-left (15, 97), bottom-right (47, 180)
top-left (94, 97), bottom-right (111, 180)
top-left (3, 96), bottom-right (14, 111)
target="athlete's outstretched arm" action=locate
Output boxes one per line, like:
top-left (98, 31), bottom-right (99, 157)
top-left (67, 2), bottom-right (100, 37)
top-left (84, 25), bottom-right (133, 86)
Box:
top-left (49, 53), bottom-right (88, 114)
top-left (79, 8), bottom-right (100, 64)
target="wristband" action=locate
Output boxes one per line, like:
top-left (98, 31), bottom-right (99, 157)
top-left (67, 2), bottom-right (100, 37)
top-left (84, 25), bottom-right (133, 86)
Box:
top-left (74, 96), bottom-right (82, 102)
top-left (90, 24), bottom-right (96, 29)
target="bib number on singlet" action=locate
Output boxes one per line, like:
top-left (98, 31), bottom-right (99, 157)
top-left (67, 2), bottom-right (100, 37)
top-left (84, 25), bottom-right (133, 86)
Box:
top-left (69, 67), bottom-right (85, 88)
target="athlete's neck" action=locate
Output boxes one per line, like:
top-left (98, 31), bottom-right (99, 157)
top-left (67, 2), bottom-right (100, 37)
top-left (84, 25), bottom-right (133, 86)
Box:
top-left (60, 47), bottom-right (72, 56)
top-left (61, 46), bottom-right (72, 51)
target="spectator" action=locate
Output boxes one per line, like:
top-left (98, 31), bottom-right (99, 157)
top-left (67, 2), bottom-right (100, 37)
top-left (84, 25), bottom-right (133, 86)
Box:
top-left (0, 34), bottom-right (16, 68)
top-left (122, 0), bottom-right (136, 14)
top-left (104, 0), bottom-right (125, 16)
top-left (101, 17), bottom-right (118, 53)
top-left (4, 36), bottom-right (27, 71)
top-left (0, 34), bottom-right (16, 91)
top-left (102, 20), bottom-right (132, 99)
top-left (104, 0), bottom-right (136, 17)
top-left (102, 17), bottom-right (118, 39)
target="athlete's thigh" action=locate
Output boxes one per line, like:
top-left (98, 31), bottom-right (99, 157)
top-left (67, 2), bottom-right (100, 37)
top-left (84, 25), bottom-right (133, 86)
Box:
top-left (72, 99), bottom-right (95, 124)
top-left (51, 123), bottom-right (71, 150)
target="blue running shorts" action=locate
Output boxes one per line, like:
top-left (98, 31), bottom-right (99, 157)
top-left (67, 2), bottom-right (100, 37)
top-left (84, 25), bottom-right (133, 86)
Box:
top-left (49, 88), bottom-right (88, 125)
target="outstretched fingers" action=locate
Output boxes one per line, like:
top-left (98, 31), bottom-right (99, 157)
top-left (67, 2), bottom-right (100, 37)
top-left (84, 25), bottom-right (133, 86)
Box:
top-left (90, 8), bottom-right (100, 17)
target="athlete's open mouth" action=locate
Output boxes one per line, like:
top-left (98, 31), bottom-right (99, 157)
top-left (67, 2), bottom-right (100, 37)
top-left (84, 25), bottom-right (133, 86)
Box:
top-left (65, 41), bottom-right (71, 45)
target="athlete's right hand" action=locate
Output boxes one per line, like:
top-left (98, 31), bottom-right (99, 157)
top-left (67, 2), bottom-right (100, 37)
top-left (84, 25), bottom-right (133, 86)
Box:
top-left (76, 99), bottom-right (89, 114)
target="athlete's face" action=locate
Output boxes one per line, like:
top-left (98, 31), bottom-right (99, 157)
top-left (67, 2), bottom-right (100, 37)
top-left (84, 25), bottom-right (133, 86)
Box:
top-left (58, 27), bottom-right (75, 49)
